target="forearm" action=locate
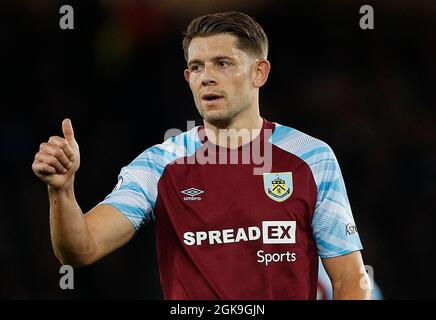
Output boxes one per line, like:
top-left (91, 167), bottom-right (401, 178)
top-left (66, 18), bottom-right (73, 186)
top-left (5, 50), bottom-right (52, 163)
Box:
top-left (332, 273), bottom-right (372, 300)
top-left (48, 181), bottom-right (97, 266)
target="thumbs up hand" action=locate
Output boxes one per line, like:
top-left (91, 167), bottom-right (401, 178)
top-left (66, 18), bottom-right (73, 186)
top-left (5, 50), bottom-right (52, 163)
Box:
top-left (32, 118), bottom-right (81, 190)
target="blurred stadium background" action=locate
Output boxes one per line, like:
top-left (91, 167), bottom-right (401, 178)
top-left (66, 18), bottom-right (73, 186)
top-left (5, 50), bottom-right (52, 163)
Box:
top-left (0, 0), bottom-right (435, 299)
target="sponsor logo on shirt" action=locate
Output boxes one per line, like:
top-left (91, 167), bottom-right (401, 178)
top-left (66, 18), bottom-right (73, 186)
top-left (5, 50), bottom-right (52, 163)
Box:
top-left (183, 221), bottom-right (298, 266)
top-left (256, 250), bottom-right (297, 266)
top-left (183, 221), bottom-right (296, 246)
top-left (345, 223), bottom-right (358, 236)
top-left (263, 172), bottom-right (293, 202)
top-left (262, 221), bottom-right (296, 244)
top-left (181, 188), bottom-right (204, 201)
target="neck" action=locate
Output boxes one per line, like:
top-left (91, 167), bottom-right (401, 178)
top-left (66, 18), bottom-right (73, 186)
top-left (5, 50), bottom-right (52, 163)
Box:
top-left (203, 108), bottom-right (263, 149)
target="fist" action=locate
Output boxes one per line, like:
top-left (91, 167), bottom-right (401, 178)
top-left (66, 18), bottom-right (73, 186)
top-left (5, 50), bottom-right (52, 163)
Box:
top-left (32, 119), bottom-right (80, 190)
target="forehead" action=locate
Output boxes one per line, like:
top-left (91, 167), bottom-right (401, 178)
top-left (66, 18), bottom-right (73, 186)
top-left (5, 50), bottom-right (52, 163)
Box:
top-left (187, 34), bottom-right (248, 61)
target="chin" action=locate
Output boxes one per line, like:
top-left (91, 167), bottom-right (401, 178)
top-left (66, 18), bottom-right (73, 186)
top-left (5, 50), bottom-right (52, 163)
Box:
top-left (202, 110), bottom-right (233, 125)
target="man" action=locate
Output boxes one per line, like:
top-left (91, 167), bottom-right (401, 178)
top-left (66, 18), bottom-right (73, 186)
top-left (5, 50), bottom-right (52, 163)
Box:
top-left (32, 11), bottom-right (370, 299)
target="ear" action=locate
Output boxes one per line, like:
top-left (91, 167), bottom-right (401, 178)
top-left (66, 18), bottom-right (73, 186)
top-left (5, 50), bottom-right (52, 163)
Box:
top-left (252, 59), bottom-right (271, 88)
top-left (184, 69), bottom-right (191, 83)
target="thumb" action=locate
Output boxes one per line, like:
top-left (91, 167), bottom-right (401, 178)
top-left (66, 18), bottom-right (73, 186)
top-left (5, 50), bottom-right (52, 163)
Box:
top-left (62, 118), bottom-right (75, 141)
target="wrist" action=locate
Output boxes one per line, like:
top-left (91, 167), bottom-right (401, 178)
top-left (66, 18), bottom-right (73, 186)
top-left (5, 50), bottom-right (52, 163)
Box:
top-left (48, 178), bottom-right (75, 198)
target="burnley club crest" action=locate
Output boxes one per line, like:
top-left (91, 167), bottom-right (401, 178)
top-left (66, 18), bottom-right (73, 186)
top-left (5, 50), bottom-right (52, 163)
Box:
top-left (263, 172), bottom-right (293, 202)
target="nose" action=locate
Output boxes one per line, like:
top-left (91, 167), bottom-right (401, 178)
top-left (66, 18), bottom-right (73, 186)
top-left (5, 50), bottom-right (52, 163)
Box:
top-left (201, 78), bottom-right (216, 86)
top-left (201, 64), bottom-right (217, 86)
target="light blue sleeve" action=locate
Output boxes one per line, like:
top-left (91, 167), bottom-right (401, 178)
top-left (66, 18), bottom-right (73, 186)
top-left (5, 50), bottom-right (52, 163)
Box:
top-left (100, 126), bottom-right (202, 231)
top-left (99, 150), bottom-right (164, 231)
top-left (270, 124), bottom-right (363, 258)
top-left (309, 145), bottom-right (363, 258)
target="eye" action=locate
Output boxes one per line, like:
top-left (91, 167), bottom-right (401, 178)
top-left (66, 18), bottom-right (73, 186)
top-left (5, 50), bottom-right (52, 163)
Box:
top-left (218, 61), bottom-right (231, 68)
top-left (190, 65), bottom-right (202, 72)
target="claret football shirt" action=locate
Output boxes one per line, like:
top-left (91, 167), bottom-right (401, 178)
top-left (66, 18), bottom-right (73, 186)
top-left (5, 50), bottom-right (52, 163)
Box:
top-left (101, 119), bottom-right (362, 299)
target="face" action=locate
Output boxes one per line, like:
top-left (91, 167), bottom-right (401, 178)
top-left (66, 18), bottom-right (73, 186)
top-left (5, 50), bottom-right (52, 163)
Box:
top-left (184, 34), bottom-right (259, 125)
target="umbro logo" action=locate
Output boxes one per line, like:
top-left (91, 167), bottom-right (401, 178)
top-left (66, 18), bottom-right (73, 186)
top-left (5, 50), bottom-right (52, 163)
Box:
top-left (181, 188), bottom-right (204, 201)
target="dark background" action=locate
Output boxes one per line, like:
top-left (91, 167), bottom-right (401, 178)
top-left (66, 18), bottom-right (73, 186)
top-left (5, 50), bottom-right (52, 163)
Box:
top-left (1, 0), bottom-right (435, 299)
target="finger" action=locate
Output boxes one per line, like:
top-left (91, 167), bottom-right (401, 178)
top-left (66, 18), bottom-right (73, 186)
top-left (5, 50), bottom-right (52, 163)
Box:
top-left (32, 160), bottom-right (57, 176)
top-left (40, 142), bottom-right (72, 169)
top-left (62, 118), bottom-right (75, 142)
top-left (48, 136), bottom-right (75, 160)
top-left (35, 152), bottom-right (67, 174)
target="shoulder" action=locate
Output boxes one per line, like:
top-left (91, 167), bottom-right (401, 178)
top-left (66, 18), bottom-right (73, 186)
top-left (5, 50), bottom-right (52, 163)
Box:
top-left (124, 126), bottom-right (202, 175)
top-left (145, 126), bottom-right (201, 159)
top-left (270, 122), bottom-right (336, 166)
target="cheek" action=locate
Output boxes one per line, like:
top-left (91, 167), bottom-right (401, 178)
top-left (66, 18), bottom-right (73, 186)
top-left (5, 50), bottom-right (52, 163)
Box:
top-left (223, 69), bottom-right (248, 89)
top-left (223, 65), bottom-right (246, 78)
top-left (189, 75), bottom-right (200, 91)
top-left (230, 75), bottom-right (251, 94)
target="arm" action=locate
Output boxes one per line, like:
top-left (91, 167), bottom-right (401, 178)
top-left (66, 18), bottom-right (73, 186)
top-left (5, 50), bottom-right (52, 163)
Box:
top-left (33, 119), bottom-right (135, 267)
top-left (49, 187), bottom-right (135, 266)
top-left (321, 251), bottom-right (372, 300)
top-left (308, 144), bottom-right (369, 299)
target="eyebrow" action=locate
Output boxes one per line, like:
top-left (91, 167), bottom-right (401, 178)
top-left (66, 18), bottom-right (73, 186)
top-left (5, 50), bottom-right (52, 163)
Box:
top-left (187, 55), bottom-right (234, 67)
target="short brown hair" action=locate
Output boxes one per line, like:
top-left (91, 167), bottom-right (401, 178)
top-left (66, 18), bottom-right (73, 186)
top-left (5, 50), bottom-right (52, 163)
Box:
top-left (182, 11), bottom-right (269, 62)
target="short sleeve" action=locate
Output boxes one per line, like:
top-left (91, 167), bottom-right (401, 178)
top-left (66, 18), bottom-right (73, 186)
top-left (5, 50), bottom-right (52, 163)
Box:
top-left (99, 126), bottom-right (203, 231)
top-left (100, 165), bottom-right (155, 231)
top-left (311, 147), bottom-right (363, 258)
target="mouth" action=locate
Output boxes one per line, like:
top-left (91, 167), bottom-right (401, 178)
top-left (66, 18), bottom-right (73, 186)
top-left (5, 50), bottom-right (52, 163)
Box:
top-left (201, 93), bottom-right (224, 103)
